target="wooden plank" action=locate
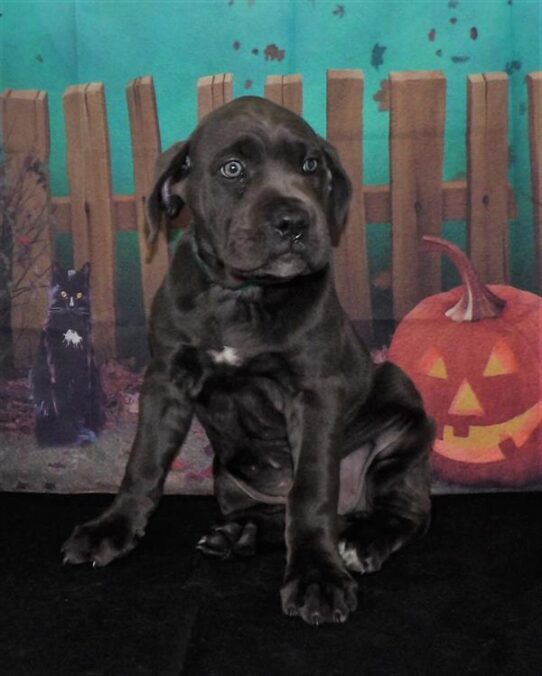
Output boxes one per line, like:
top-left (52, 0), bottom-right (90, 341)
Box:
top-left (442, 180), bottom-right (474, 223)
top-left (264, 75), bottom-right (283, 106)
top-left (467, 73), bottom-right (509, 284)
top-left (197, 75), bottom-right (214, 120)
top-left (264, 75), bottom-right (303, 115)
top-left (114, 195), bottom-right (138, 232)
top-left (283, 75), bottom-right (303, 115)
top-left (363, 181), bottom-right (516, 224)
top-left (364, 185), bottom-right (390, 223)
top-left (327, 70), bottom-right (371, 333)
top-left (53, 194), bottom-right (193, 233)
top-left (527, 72), bottom-right (542, 293)
top-left (197, 73), bottom-right (233, 121)
top-left (126, 76), bottom-right (169, 318)
top-left (366, 182), bottom-right (469, 225)
top-left (51, 196), bottom-right (72, 233)
top-left (51, 182), bottom-right (517, 235)
top-left (390, 71), bottom-right (446, 319)
top-left (448, 181), bottom-right (515, 222)
top-left (0, 89), bottom-right (53, 367)
top-left (212, 73), bottom-right (233, 109)
top-left (63, 83), bottom-right (117, 360)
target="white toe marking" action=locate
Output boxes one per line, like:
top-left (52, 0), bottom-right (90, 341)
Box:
top-left (208, 346), bottom-right (242, 366)
top-left (338, 539), bottom-right (363, 572)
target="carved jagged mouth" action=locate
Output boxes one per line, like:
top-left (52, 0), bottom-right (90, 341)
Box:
top-left (434, 400), bottom-right (542, 464)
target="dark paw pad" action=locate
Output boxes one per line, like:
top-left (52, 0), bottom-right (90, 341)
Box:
top-left (280, 568), bottom-right (358, 625)
top-left (62, 515), bottom-right (140, 567)
top-left (196, 522), bottom-right (257, 559)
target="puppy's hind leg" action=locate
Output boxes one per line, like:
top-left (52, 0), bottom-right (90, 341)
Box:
top-left (338, 365), bottom-right (434, 575)
top-left (197, 467), bottom-right (286, 559)
top-left (197, 521), bottom-right (259, 559)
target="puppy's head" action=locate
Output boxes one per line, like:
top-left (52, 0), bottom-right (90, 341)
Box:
top-left (147, 96), bottom-right (352, 285)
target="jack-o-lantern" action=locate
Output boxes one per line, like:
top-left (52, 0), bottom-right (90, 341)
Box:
top-left (389, 236), bottom-right (542, 487)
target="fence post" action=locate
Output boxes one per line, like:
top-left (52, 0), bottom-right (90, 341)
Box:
top-left (327, 70), bottom-right (371, 336)
top-left (467, 73), bottom-right (509, 285)
top-left (1, 89), bottom-right (53, 368)
top-left (126, 76), bottom-right (169, 318)
top-left (527, 72), bottom-right (542, 294)
top-left (265, 75), bottom-right (303, 116)
top-left (390, 71), bottom-right (446, 319)
top-left (63, 83), bottom-right (117, 361)
top-left (197, 74), bottom-right (233, 121)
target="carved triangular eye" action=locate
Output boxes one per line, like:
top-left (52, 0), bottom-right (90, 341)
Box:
top-left (483, 340), bottom-right (518, 376)
top-left (419, 347), bottom-right (448, 379)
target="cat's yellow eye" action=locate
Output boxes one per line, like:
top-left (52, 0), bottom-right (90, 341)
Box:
top-left (60, 291), bottom-right (68, 299)
top-left (76, 292), bottom-right (83, 299)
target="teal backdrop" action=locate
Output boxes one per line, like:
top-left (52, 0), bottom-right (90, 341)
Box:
top-left (1, 0), bottom-right (541, 356)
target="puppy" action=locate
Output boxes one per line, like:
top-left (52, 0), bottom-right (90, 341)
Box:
top-left (62, 96), bottom-right (434, 626)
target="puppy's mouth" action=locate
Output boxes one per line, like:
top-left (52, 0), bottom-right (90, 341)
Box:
top-left (230, 252), bottom-right (312, 283)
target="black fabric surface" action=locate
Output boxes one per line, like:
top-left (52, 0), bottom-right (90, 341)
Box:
top-left (1, 492), bottom-right (541, 675)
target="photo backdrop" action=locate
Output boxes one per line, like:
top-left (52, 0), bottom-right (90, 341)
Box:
top-left (1, 0), bottom-right (541, 494)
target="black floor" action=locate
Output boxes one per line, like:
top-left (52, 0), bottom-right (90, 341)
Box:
top-left (1, 492), bottom-right (542, 675)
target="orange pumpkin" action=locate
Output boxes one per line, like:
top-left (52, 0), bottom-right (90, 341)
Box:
top-left (389, 236), bottom-right (542, 487)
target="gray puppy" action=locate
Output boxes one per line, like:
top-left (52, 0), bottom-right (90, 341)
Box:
top-left (63, 96), bottom-right (434, 626)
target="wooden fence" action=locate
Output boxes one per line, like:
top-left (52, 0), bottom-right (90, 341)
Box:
top-left (1, 70), bottom-right (541, 366)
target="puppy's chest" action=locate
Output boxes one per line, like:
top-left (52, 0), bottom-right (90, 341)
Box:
top-left (175, 287), bottom-right (297, 400)
top-left (206, 344), bottom-right (243, 367)
top-left (173, 325), bottom-right (291, 398)
top-left (201, 340), bottom-right (289, 385)
top-left (200, 289), bottom-right (275, 370)
top-left (177, 328), bottom-right (295, 420)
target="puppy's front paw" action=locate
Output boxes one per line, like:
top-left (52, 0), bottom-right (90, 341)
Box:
top-left (62, 514), bottom-right (142, 567)
top-left (280, 563), bottom-right (358, 625)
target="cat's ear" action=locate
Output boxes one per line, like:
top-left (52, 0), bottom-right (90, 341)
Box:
top-left (51, 262), bottom-right (65, 284)
top-left (146, 140), bottom-right (191, 244)
top-left (79, 262), bottom-right (91, 281)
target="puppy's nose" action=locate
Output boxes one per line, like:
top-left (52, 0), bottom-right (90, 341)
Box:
top-left (272, 211), bottom-right (309, 243)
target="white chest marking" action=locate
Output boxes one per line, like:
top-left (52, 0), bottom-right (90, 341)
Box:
top-left (62, 329), bottom-right (83, 348)
top-left (208, 346), bottom-right (241, 366)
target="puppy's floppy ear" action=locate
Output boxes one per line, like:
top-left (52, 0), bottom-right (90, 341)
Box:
top-left (319, 138), bottom-right (352, 247)
top-left (146, 140), bottom-right (191, 244)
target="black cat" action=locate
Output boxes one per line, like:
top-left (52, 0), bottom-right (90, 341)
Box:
top-left (31, 262), bottom-right (106, 446)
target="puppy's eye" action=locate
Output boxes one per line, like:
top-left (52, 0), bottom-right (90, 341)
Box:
top-left (302, 158), bottom-right (318, 174)
top-left (76, 292), bottom-right (83, 299)
top-left (220, 160), bottom-right (244, 179)
top-left (60, 291), bottom-right (68, 299)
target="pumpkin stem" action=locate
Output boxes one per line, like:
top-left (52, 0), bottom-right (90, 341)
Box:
top-left (420, 235), bottom-right (506, 322)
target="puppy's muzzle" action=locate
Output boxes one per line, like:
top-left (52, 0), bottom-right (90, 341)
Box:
top-left (267, 199), bottom-right (310, 246)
